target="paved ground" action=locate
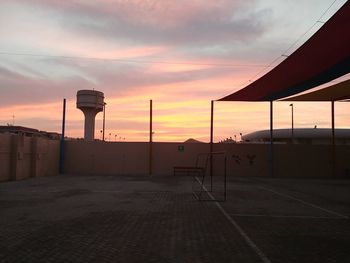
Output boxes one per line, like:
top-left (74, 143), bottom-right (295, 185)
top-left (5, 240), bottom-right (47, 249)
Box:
top-left (0, 175), bottom-right (349, 263)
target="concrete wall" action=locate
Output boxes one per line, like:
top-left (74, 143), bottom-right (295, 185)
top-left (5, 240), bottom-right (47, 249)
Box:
top-left (64, 141), bottom-right (149, 175)
top-left (2, 134), bottom-right (348, 180)
top-left (0, 134), bottom-right (60, 182)
top-left (216, 143), bottom-right (350, 178)
top-left (64, 141), bottom-right (211, 176)
top-left (0, 133), bottom-right (12, 181)
top-left (63, 141), bottom-right (350, 178)
top-left (214, 143), bottom-right (348, 178)
top-left (153, 142), bottom-right (210, 175)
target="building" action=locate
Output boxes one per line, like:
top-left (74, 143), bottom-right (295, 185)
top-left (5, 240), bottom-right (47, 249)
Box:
top-left (242, 128), bottom-right (350, 145)
top-left (0, 126), bottom-right (61, 140)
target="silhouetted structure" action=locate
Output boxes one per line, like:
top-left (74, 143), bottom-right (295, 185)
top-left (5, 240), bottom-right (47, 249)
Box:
top-left (0, 125), bottom-right (60, 139)
top-left (77, 90), bottom-right (104, 141)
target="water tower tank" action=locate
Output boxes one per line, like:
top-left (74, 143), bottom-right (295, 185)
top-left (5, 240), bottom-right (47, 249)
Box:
top-left (76, 90), bottom-right (104, 141)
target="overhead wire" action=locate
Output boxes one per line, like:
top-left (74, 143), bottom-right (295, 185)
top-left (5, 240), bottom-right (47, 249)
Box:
top-left (0, 1), bottom-right (342, 75)
top-left (235, 0), bottom-right (340, 90)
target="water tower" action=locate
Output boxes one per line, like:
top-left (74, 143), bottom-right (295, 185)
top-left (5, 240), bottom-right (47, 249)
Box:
top-left (76, 90), bottom-right (104, 141)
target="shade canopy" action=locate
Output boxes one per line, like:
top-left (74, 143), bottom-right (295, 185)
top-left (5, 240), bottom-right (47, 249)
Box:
top-left (281, 79), bottom-right (350, 101)
top-left (219, 2), bottom-right (350, 102)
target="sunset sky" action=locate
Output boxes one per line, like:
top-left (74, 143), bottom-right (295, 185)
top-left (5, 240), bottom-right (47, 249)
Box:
top-left (0, 0), bottom-right (349, 142)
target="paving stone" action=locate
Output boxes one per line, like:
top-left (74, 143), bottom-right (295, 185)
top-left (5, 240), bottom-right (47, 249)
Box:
top-left (0, 175), bottom-right (349, 262)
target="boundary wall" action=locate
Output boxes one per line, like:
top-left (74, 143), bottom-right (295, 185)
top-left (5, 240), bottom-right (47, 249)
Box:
top-left (0, 134), bottom-right (59, 182)
top-left (63, 141), bottom-right (350, 178)
top-left (1, 135), bottom-right (349, 181)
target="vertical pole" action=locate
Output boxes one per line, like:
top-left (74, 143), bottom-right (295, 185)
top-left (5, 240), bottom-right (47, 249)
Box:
top-left (269, 101), bottom-right (274, 177)
top-left (210, 100), bottom-right (214, 191)
top-left (149, 100), bottom-right (153, 176)
top-left (291, 104), bottom-right (294, 142)
top-left (224, 154), bottom-right (227, 201)
top-left (210, 100), bottom-right (214, 151)
top-left (59, 98), bottom-right (66, 174)
top-left (331, 101), bottom-right (336, 177)
top-left (102, 103), bottom-right (106, 141)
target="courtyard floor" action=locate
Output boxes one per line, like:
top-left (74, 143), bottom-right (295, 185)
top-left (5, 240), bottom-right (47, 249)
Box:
top-left (0, 174), bottom-right (349, 263)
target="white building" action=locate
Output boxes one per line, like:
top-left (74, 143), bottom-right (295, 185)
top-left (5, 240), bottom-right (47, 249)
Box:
top-left (242, 128), bottom-right (350, 145)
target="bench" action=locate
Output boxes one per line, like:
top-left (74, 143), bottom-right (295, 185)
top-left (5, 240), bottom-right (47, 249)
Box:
top-left (173, 166), bottom-right (204, 176)
top-left (173, 153), bottom-right (209, 176)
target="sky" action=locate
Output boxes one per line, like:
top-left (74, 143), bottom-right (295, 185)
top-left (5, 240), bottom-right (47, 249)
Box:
top-left (0, 0), bottom-right (349, 142)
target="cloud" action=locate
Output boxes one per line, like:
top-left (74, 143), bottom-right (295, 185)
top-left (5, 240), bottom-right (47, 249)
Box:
top-left (0, 0), bottom-right (273, 106)
top-left (0, 65), bottom-right (94, 107)
top-left (0, 54), bottom-right (237, 110)
top-left (8, 0), bottom-right (269, 47)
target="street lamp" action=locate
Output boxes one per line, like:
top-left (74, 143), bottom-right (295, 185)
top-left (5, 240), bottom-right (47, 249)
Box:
top-left (289, 103), bottom-right (294, 142)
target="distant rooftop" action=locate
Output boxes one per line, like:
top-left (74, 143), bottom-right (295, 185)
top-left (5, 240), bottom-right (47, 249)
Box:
top-left (0, 125), bottom-right (60, 139)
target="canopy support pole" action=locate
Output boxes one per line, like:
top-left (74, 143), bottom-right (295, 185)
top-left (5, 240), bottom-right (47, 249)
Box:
top-left (59, 98), bottom-right (66, 174)
top-left (210, 100), bottom-right (214, 191)
top-left (269, 101), bottom-right (274, 177)
top-left (331, 101), bottom-right (336, 177)
top-left (149, 100), bottom-right (153, 176)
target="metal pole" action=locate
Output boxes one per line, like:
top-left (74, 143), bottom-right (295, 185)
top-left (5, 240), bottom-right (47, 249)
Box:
top-left (331, 101), bottom-right (336, 177)
top-left (210, 100), bottom-right (214, 192)
top-left (102, 103), bottom-right (106, 141)
top-left (224, 154), bottom-right (227, 201)
top-left (149, 100), bottom-right (153, 176)
top-left (59, 98), bottom-right (66, 174)
top-left (269, 101), bottom-right (274, 177)
top-left (290, 103), bottom-right (294, 142)
top-left (210, 100), bottom-right (214, 151)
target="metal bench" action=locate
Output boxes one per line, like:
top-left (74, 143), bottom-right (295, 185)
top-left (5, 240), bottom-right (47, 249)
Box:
top-left (173, 153), bottom-right (209, 176)
top-left (173, 166), bottom-right (204, 176)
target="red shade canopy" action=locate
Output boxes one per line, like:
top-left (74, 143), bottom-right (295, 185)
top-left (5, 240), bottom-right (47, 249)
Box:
top-left (281, 79), bottom-right (350, 101)
top-left (219, 2), bottom-right (350, 102)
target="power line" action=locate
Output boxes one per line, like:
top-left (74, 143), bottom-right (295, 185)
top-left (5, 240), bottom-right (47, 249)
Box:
top-left (0, 51), bottom-right (266, 68)
top-left (0, 1), bottom-right (341, 73)
top-left (235, 0), bottom-right (340, 90)
top-left (282, 0), bottom-right (338, 56)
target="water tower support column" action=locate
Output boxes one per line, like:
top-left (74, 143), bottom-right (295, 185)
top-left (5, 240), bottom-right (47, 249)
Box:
top-left (83, 108), bottom-right (99, 141)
